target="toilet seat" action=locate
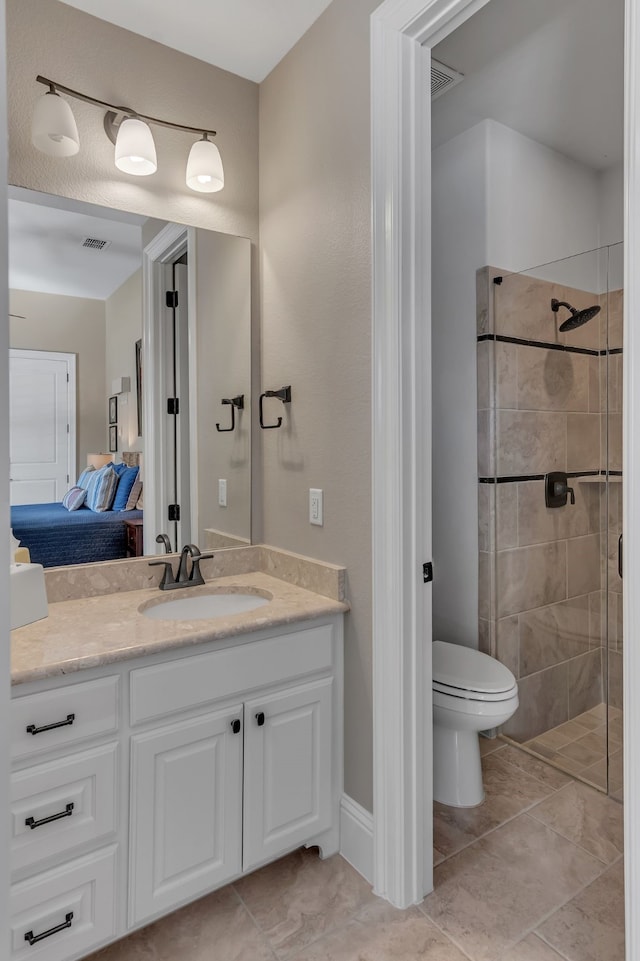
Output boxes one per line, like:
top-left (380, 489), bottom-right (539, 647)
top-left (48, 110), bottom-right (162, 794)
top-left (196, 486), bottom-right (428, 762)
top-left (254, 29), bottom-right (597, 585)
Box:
top-left (432, 679), bottom-right (518, 702)
top-left (432, 640), bottom-right (517, 701)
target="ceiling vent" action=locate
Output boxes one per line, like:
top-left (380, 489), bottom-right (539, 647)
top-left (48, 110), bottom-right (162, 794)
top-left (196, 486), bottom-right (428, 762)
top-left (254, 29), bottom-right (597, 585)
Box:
top-left (81, 237), bottom-right (111, 251)
top-left (431, 59), bottom-right (464, 101)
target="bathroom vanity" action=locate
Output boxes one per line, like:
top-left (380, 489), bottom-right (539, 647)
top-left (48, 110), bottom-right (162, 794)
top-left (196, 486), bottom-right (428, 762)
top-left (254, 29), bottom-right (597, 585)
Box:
top-left (9, 563), bottom-right (346, 961)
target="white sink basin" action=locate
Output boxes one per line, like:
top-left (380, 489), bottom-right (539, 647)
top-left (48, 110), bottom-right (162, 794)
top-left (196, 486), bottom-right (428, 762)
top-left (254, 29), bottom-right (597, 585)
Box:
top-left (142, 591), bottom-right (270, 621)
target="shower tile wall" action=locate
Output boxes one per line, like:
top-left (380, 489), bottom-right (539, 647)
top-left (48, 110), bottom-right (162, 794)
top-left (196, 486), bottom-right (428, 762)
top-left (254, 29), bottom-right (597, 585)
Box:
top-left (477, 267), bottom-right (622, 744)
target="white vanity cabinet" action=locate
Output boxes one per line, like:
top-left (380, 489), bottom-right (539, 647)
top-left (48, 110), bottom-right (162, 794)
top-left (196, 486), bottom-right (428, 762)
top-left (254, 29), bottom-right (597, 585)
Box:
top-left (10, 613), bottom-right (344, 961)
top-left (128, 621), bottom-right (340, 927)
top-left (9, 677), bottom-right (120, 961)
top-left (129, 704), bottom-right (244, 923)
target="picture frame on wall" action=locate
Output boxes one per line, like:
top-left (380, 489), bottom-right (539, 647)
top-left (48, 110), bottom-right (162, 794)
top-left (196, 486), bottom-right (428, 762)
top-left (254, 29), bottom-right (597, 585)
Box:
top-left (109, 395), bottom-right (118, 425)
top-left (109, 425), bottom-right (117, 453)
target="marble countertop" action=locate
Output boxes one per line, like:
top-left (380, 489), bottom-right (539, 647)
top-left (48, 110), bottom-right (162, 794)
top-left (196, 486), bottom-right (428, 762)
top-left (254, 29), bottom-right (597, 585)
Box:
top-left (11, 571), bottom-right (349, 686)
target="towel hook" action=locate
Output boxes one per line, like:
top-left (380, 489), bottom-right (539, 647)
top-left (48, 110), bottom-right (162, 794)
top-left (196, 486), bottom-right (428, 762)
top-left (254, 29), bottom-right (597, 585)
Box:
top-left (259, 386), bottom-right (292, 429)
top-left (216, 394), bottom-right (244, 432)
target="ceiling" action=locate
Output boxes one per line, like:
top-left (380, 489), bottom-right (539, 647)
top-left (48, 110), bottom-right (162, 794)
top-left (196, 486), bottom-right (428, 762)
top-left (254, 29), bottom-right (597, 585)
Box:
top-left (57, 0), bottom-right (335, 83)
top-left (9, 189), bottom-right (145, 300)
top-left (432, 0), bottom-right (624, 170)
top-left (58, 0), bottom-right (625, 170)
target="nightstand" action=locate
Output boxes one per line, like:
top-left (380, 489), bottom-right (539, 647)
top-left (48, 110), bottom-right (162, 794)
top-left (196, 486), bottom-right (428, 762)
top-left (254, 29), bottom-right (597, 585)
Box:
top-left (125, 518), bottom-right (144, 557)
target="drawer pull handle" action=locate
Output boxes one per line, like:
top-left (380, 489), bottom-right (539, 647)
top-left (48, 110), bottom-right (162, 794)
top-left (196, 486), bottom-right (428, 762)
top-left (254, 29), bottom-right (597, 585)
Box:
top-left (26, 713), bottom-right (75, 736)
top-left (230, 718), bottom-right (241, 734)
top-left (25, 802), bottom-right (74, 830)
top-left (255, 711), bottom-right (265, 726)
top-left (24, 912), bottom-right (73, 945)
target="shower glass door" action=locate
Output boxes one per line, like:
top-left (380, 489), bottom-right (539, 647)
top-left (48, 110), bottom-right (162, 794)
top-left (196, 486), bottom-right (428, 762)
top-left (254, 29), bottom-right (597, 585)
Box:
top-left (478, 243), bottom-right (623, 796)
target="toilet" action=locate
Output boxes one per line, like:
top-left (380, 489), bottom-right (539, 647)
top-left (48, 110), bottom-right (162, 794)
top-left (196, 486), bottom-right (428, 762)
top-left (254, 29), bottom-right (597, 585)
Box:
top-left (432, 640), bottom-right (519, 808)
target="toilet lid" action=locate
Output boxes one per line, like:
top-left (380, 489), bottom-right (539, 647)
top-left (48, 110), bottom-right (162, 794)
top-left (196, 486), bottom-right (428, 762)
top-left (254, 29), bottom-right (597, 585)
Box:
top-left (432, 640), bottom-right (516, 695)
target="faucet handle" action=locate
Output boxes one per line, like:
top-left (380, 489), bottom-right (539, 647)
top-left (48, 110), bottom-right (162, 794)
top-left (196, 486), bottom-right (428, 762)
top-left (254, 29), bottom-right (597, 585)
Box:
top-left (188, 551), bottom-right (214, 587)
top-left (148, 559), bottom-right (177, 590)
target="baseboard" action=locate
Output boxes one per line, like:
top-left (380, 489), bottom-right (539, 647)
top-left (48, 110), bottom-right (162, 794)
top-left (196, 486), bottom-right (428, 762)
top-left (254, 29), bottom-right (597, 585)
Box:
top-left (339, 794), bottom-right (373, 884)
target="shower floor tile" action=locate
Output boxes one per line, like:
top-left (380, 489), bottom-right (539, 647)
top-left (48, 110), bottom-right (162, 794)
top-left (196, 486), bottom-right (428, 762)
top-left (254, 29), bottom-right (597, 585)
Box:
top-left (518, 703), bottom-right (622, 793)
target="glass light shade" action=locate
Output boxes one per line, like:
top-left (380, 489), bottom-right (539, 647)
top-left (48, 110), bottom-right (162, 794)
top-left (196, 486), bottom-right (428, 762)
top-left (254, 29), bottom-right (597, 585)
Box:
top-left (186, 137), bottom-right (224, 192)
top-left (114, 118), bottom-right (157, 176)
top-left (31, 91), bottom-right (80, 157)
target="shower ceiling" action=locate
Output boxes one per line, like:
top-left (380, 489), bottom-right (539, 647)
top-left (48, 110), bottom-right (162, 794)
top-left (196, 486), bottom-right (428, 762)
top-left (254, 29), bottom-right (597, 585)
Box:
top-left (431, 0), bottom-right (623, 171)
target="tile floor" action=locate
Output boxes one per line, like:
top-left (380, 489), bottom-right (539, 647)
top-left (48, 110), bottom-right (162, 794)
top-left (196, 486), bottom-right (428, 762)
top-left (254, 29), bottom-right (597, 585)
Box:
top-left (86, 740), bottom-right (624, 961)
top-left (520, 703), bottom-right (623, 801)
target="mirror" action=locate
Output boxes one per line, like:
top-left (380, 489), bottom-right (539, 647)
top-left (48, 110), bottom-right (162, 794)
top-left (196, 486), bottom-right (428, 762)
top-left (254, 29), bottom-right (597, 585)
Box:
top-left (8, 186), bottom-right (252, 567)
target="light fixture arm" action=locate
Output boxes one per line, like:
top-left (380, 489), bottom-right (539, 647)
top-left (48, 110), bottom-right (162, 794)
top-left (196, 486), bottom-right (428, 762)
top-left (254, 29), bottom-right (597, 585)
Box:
top-left (35, 75), bottom-right (216, 139)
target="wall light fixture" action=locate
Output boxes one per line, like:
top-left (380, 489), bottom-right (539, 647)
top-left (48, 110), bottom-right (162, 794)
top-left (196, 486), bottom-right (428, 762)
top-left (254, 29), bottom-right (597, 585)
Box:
top-left (31, 76), bottom-right (224, 193)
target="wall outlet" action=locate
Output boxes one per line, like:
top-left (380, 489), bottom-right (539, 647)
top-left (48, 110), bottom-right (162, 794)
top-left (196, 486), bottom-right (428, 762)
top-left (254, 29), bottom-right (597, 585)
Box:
top-left (309, 488), bottom-right (323, 526)
top-left (218, 478), bottom-right (227, 507)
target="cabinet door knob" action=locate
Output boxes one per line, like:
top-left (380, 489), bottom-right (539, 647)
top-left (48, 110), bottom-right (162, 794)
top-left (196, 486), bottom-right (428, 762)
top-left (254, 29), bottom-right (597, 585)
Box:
top-left (255, 711), bottom-right (265, 726)
top-left (230, 718), bottom-right (241, 734)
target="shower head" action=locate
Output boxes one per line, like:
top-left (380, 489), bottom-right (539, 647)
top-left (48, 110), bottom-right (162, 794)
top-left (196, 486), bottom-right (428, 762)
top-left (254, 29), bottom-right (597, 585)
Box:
top-left (551, 298), bottom-right (601, 332)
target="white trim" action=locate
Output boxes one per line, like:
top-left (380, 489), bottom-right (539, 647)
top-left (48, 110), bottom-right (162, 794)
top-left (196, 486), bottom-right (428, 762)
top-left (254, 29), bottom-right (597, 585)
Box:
top-left (142, 223), bottom-right (188, 554)
top-left (187, 228), bottom-right (199, 544)
top-left (624, 2), bottom-right (639, 958)
top-left (339, 795), bottom-right (374, 885)
top-left (371, 0), bottom-right (491, 909)
top-left (0, 0), bottom-right (10, 941)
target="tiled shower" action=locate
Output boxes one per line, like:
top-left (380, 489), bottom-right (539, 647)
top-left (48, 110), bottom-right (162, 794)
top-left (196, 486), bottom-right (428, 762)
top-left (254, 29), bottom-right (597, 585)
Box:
top-left (477, 245), bottom-right (623, 799)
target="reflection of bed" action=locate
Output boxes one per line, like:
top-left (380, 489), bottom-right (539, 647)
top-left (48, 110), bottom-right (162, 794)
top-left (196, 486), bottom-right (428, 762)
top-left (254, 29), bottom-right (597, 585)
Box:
top-left (11, 503), bottom-right (144, 568)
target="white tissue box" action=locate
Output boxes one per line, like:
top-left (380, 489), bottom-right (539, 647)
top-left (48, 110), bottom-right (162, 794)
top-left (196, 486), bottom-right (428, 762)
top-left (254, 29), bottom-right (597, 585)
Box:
top-left (10, 563), bottom-right (48, 630)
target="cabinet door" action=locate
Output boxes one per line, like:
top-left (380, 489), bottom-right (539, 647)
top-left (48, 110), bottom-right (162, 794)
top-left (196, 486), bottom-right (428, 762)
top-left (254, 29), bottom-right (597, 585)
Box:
top-left (243, 678), bottom-right (333, 872)
top-left (129, 706), bottom-right (243, 927)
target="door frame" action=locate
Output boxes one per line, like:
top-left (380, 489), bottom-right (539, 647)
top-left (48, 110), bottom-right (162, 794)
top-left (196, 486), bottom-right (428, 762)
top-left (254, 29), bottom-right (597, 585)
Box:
top-left (371, 0), bottom-right (639, 944)
top-left (142, 223), bottom-right (198, 554)
top-left (9, 347), bottom-right (76, 500)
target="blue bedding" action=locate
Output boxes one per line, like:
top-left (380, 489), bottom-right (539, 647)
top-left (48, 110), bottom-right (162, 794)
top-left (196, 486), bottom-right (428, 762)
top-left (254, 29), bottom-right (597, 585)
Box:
top-left (11, 503), bottom-right (143, 568)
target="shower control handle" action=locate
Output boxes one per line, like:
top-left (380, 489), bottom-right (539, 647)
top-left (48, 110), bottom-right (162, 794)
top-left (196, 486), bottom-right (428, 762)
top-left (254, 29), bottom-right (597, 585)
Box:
top-left (544, 471), bottom-right (574, 509)
top-left (553, 482), bottom-right (576, 504)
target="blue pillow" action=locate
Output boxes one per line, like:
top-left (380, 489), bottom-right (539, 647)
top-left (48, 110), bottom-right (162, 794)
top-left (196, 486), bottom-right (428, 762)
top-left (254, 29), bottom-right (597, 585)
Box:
top-left (85, 465), bottom-right (119, 512)
top-left (112, 466), bottom-right (140, 511)
top-left (76, 466), bottom-right (96, 490)
top-left (109, 461), bottom-right (128, 478)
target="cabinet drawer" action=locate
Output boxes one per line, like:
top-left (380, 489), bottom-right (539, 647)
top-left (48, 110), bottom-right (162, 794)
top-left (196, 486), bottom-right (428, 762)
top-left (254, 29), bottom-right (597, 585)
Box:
top-left (12, 677), bottom-right (119, 761)
top-left (131, 623), bottom-right (334, 725)
top-left (11, 743), bottom-right (118, 875)
top-left (10, 845), bottom-right (117, 961)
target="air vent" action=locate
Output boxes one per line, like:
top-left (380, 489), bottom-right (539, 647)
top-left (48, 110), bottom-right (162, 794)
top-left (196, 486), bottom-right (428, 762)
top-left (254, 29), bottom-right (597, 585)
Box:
top-left (431, 59), bottom-right (464, 101)
top-left (81, 237), bottom-right (111, 251)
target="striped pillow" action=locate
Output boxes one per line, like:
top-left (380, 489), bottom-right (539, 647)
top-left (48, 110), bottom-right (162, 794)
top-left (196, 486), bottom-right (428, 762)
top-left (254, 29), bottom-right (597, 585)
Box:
top-left (85, 465), bottom-right (119, 512)
top-left (123, 477), bottom-right (143, 511)
top-left (76, 465), bottom-right (96, 490)
top-left (62, 486), bottom-right (87, 511)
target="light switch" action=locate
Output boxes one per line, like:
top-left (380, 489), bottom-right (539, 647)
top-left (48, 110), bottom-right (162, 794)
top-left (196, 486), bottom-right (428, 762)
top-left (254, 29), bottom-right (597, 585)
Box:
top-left (218, 479), bottom-right (227, 507)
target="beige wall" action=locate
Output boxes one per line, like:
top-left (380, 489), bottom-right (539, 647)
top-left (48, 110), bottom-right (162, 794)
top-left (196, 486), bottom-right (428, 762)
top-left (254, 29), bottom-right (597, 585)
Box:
top-left (7, 0), bottom-right (259, 243)
top-left (194, 230), bottom-right (252, 547)
top-left (8, 0), bottom-right (378, 812)
top-left (9, 288), bottom-right (105, 469)
top-left (105, 268), bottom-right (142, 456)
top-left (259, 0), bottom-right (377, 809)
